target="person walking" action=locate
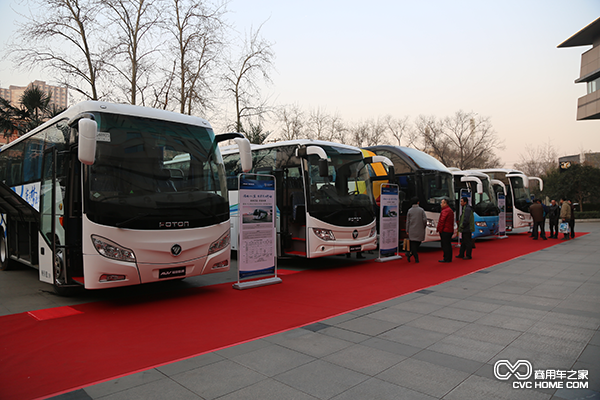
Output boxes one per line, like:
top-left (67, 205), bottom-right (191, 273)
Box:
top-left (456, 197), bottom-right (475, 259)
top-left (529, 199), bottom-right (547, 240)
top-left (559, 198), bottom-right (572, 240)
top-left (437, 198), bottom-right (454, 263)
top-left (405, 197), bottom-right (427, 263)
top-left (548, 199), bottom-right (559, 239)
top-left (569, 200), bottom-right (576, 239)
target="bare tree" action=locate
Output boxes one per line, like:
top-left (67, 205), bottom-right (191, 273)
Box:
top-left (276, 104), bottom-right (305, 141)
top-left (166, 0), bottom-right (228, 114)
top-left (307, 107), bottom-right (330, 140)
top-left (9, 0), bottom-right (105, 100)
top-left (101, 0), bottom-right (162, 105)
top-left (224, 22), bottom-right (275, 133)
top-left (513, 142), bottom-right (558, 177)
top-left (384, 115), bottom-right (410, 146)
top-left (411, 111), bottom-right (503, 169)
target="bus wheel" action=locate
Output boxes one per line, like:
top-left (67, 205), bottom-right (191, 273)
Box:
top-left (0, 234), bottom-right (11, 271)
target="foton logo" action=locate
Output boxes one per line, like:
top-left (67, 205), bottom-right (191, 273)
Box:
top-left (494, 360), bottom-right (533, 381)
top-left (159, 221), bottom-right (190, 228)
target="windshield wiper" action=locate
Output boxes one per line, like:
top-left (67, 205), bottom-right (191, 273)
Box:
top-left (116, 213), bottom-right (151, 228)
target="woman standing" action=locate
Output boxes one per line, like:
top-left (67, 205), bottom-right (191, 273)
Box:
top-left (405, 197), bottom-right (427, 263)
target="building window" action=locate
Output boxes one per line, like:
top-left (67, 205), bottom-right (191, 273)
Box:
top-left (587, 77), bottom-right (599, 94)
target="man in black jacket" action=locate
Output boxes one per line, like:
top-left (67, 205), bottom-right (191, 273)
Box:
top-left (547, 199), bottom-right (559, 239)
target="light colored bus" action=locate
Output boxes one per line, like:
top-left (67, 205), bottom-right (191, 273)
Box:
top-left (364, 145), bottom-right (456, 242)
top-left (0, 101), bottom-right (251, 293)
top-left (475, 168), bottom-right (542, 232)
top-left (221, 139), bottom-right (393, 258)
top-left (449, 169), bottom-right (500, 239)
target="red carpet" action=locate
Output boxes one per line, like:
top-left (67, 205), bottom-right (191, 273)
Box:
top-left (0, 233), bottom-right (586, 400)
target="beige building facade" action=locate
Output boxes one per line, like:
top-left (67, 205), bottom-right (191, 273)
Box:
top-left (0, 80), bottom-right (68, 110)
top-left (558, 17), bottom-right (600, 120)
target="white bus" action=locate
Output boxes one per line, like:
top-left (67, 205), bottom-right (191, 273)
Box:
top-left (221, 140), bottom-right (393, 258)
top-left (476, 168), bottom-right (543, 232)
top-left (0, 101), bottom-right (251, 293)
top-left (449, 169), bottom-right (500, 239)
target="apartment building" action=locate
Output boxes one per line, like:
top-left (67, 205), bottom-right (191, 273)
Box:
top-left (0, 80), bottom-right (68, 110)
top-left (558, 17), bottom-right (600, 120)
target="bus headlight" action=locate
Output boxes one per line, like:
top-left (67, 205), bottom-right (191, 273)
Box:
top-left (313, 228), bottom-right (335, 241)
top-left (517, 214), bottom-right (525, 220)
top-left (91, 235), bottom-right (136, 263)
top-left (476, 221), bottom-right (487, 227)
top-left (209, 230), bottom-right (230, 255)
top-left (369, 227), bottom-right (376, 237)
top-left (426, 219), bottom-right (435, 227)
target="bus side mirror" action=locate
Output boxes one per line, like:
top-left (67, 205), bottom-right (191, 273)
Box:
top-left (78, 118), bottom-right (97, 165)
top-left (234, 137), bottom-right (252, 173)
top-left (318, 159), bottom-right (328, 177)
top-left (388, 166), bottom-right (395, 182)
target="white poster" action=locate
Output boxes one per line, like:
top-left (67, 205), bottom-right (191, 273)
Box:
top-left (379, 184), bottom-right (399, 258)
top-left (238, 175), bottom-right (276, 279)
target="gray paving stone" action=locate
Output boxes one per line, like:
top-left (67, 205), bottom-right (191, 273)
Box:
top-left (156, 352), bottom-right (224, 376)
top-left (449, 298), bottom-right (505, 313)
top-left (366, 308), bottom-right (423, 324)
top-left (84, 369), bottom-right (165, 398)
top-left (376, 358), bottom-right (470, 398)
top-left (390, 299), bottom-right (446, 314)
top-left (230, 344), bottom-right (315, 377)
top-left (90, 378), bottom-right (202, 400)
top-left (170, 359), bottom-right (266, 400)
top-left (322, 343), bottom-right (406, 375)
top-left (318, 325), bottom-right (372, 343)
top-left (330, 377), bottom-right (437, 400)
top-left (335, 315), bottom-right (398, 336)
top-left (430, 306), bottom-right (488, 323)
top-left (361, 337), bottom-right (423, 358)
top-left (264, 329), bottom-right (354, 358)
top-left (378, 324), bottom-right (448, 348)
top-left (426, 334), bottom-right (505, 363)
top-left (453, 322), bottom-right (523, 346)
top-left (412, 349), bottom-right (484, 374)
top-left (275, 359), bottom-right (369, 399)
top-left (217, 378), bottom-right (319, 400)
top-left (405, 314), bottom-right (469, 335)
top-left (443, 374), bottom-right (550, 400)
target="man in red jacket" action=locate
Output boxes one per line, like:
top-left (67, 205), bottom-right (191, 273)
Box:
top-left (437, 198), bottom-right (454, 263)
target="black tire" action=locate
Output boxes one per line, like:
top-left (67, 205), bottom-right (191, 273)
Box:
top-left (0, 233), bottom-right (11, 271)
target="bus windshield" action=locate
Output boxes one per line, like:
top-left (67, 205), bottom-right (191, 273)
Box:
top-left (85, 113), bottom-right (228, 229)
top-left (307, 146), bottom-right (375, 226)
top-left (509, 176), bottom-right (532, 213)
top-left (473, 178), bottom-right (499, 216)
top-left (421, 171), bottom-right (454, 212)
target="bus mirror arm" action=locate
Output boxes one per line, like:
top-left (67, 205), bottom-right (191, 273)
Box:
top-left (529, 177), bottom-right (543, 191)
top-left (78, 118), bottom-right (97, 165)
top-left (491, 179), bottom-right (506, 194)
top-left (234, 138), bottom-right (252, 173)
top-left (460, 176), bottom-right (483, 194)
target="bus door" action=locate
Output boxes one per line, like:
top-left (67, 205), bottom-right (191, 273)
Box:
top-left (39, 147), bottom-right (71, 289)
top-left (281, 166), bottom-right (307, 257)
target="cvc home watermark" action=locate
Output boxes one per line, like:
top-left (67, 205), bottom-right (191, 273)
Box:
top-left (494, 360), bottom-right (589, 389)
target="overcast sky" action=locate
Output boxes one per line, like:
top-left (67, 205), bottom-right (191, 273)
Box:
top-left (1, 0), bottom-right (599, 168)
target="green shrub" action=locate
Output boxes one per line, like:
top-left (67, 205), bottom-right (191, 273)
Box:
top-left (575, 211), bottom-right (600, 219)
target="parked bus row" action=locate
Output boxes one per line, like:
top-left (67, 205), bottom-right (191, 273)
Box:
top-left (0, 100), bottom-right (544, 293)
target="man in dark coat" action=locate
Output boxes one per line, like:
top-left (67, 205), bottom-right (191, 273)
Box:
top-left (529, 199), bottom-right (547, 240)
top-left (456, 197), bottom-right (474, 259)
top-left (547, 199), bottom-right (560, 239)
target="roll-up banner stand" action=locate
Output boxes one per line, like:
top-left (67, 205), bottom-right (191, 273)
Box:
top-left (233, 173), bottom-right (282, 290)
top-left (497, 193), bottom-right (508, 239)
top-left (456, 189), bottom-right (472, 247)
top-left (376, 183), bottom-right (402, 262)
